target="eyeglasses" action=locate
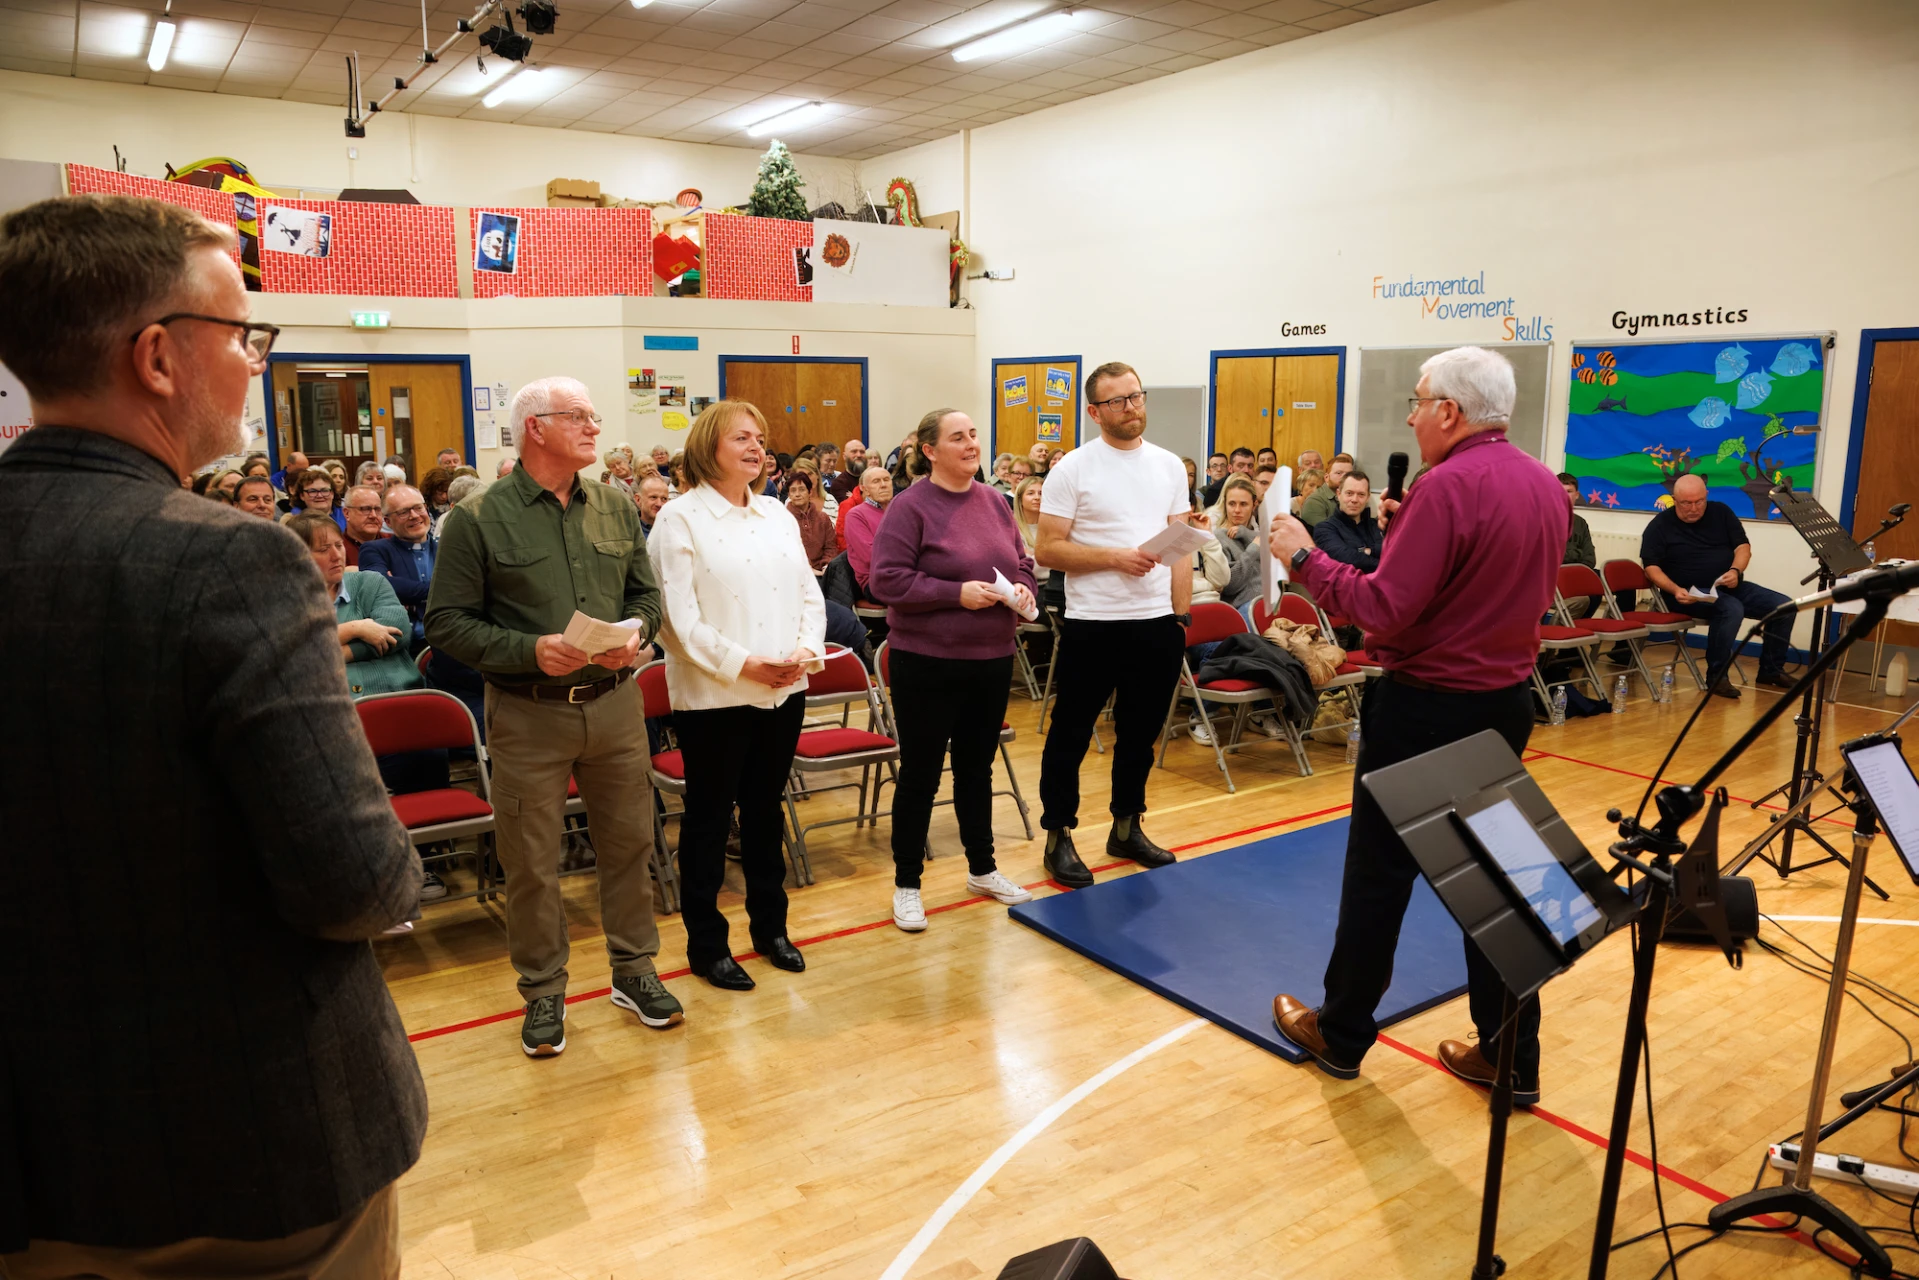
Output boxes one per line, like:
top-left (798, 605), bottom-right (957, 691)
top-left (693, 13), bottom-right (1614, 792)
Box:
top-left (1408, 396), bottom-right (1457, 413)
top-left (132, 314), bottom-right (280, 365)
top-left (1092, 391), bottom-right (1147, 411)
top-left (388, 503), bottom-right (428, 519)
top-left (302, 487), bottom-right (336, 498)
top-left (534, 409), bottom-right (603, 426)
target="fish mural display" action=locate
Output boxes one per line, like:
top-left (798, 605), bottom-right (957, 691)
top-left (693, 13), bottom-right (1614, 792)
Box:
top-left (1565, 338), bottom-right (1823, 516)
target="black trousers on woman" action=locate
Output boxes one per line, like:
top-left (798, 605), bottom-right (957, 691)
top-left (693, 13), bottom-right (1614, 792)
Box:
top-left (671, 695), bottom-right (806, 969)
top-left (888, 649), bottom-right (1013, 888)
top-left (1316, 675), bottom-right (1542, 1085)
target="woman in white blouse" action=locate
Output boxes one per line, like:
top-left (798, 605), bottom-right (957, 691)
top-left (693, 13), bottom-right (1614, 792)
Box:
top-left (648, 400), bottom-right (826, 992)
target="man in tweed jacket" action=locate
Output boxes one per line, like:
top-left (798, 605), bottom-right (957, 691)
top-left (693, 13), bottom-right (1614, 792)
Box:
top-left (0, 196), bottom-right (426, 1274)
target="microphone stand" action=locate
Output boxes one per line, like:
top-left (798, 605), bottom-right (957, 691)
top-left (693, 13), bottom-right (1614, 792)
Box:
top-left (1828, 505), bottom-right (1909, 703)
top-left (1588, 596), bottom-right (1894, 1280)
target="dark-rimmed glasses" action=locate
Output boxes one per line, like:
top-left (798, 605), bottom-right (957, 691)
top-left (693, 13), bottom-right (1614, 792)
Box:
top-left (1091, 391), bottom-right (1148, 412)
top-left (132, 314), bottom-right (280, 365)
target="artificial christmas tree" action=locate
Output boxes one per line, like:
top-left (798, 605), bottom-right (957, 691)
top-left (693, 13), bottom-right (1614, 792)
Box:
top-left (749, 140), bottom-right (810, 221)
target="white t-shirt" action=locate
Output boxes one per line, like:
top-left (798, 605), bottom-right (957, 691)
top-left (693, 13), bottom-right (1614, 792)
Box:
top-left (1040, 434), bottom-right (1190, 620)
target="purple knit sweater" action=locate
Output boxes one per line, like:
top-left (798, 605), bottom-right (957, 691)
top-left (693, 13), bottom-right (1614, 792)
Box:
top-left (869, 479), bottom-right (1039, 659)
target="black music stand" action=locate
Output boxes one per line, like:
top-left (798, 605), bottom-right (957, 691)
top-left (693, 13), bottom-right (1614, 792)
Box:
top-left (1362, 732), bottom-right (1638, 1280)
top-left (1724, 486), bottom-right (1883, 896)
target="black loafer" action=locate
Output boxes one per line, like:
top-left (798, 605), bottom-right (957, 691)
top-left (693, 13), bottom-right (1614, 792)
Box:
top-left (699, 956), bottom-right (755, 991)
top-left (1755, 668), bottom-right (1794, 690)
top-left (757, 936), bottom-right (805, 972)
top-left (1044, 831), bottom-right (1094, 888)
top-left (1108, 818), bottom-right (1176, 868)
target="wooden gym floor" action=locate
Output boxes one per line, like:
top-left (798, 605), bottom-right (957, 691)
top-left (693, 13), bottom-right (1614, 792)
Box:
top-left (380, 665), bottom-right (1919, 1280)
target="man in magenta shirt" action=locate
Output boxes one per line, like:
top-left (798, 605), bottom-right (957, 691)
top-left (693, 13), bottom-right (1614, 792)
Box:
top-left (1268, 346), bottom-right (1569, 1108)
top-left (843, 465), bottom-right (893, 594)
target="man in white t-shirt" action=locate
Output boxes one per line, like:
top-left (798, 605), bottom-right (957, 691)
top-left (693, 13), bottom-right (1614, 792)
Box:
top-left (1035, 361), bottom-right (1193, 886)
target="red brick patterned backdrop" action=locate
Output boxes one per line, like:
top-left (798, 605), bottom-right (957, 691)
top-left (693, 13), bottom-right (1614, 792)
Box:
top-left (257, 201), bottom-right (458, 297)
top-left (703, 213), bottom-right (813, 303)
top-left (470, 207), bottom-right (654, 298)
top-left (63, 164), bottom-right (240, 262)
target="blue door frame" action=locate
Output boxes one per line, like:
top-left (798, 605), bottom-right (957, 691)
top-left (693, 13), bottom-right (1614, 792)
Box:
top-left (1205, 345), bottom-right (1347, 458)
top-left (989, 354), bottom-right (1081, 459)
top-left (262, 352), bottom-right (476, 467)
top-left (1836, 327), bottom-right (1919, 534)
top-left (717, 355), bottom-right (871, 443)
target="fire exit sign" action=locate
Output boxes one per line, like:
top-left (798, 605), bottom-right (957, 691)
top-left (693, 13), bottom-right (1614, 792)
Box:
top-left (350, 310), bottom-right (391, 329)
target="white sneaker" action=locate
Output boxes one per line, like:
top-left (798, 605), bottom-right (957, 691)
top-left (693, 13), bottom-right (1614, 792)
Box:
top-left (892, 887), bottom-right (928, 931)
top-left (381, 921), bottom-right (414, 936)
top-left (966, 870), bottom-right (1033, 904)
top-left (1188, 714), bottom-right (1216, 746)
top-left (1251, 712), bottom-right (1285, 739)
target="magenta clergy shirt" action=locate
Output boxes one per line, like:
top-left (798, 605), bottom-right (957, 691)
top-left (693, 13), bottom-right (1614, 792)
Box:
top-left (1297, 429), bottom-right (1569, 691)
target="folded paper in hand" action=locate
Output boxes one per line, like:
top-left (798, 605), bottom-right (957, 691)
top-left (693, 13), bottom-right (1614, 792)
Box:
top-left (1686, 585), bottom-right (1720, 602)
top-left (1138, 521), bottom-right (1216, 562)
top-left (991, 567), bottom-right (1039, 620)
top-left (562, 610), bottom-right (646, 654)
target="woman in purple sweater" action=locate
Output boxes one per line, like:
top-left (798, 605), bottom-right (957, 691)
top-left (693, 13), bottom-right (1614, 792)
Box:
top-left (870, 409), bottom-right (1040, 932)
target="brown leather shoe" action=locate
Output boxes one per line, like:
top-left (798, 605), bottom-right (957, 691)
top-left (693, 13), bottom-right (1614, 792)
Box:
top-left (1273, 993), bottom-right (1360, 1080)
top-left (1709, 678), bottom-right (1742, 699)
top-left (1438, 1039), bottom-right (1540, 1107)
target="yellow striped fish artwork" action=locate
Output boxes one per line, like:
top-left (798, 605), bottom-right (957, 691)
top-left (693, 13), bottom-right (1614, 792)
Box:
top-left (1577, 367), bottom-right (1598, 384)
top-left (1598, 369), bottom-right (1619, 386)
top-left (1570, 353), bottom-right (1586, 370)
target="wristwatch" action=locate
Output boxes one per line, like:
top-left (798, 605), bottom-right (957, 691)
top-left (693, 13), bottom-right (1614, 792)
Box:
top-left (1290, 546), bottom-right (1312, 570)
top-left (1173, 612), bottom-right (1193, 627)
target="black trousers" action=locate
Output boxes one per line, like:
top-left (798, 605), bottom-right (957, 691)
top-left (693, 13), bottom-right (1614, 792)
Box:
top-left (1039, 615), bottom-right (1186, 831)
top-left (889, 649), bottom-right (1013, 888)
top-left (671, 695), bottom-right (806, 968)
top-left (1318, 676), bottom-right (1543, 1084)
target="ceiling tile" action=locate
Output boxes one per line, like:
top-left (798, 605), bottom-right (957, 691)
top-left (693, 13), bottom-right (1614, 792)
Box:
top-left (1151, 49), bottom-right (1214, 69)
top-left (1246, 0), bottom-right (1335, 20)
top-left (1352, 0), bottom-right (1432, 11)
top-left (779, 1), bottom-right (866, 26)
top-left (1144, 27), bottom-right (1223, 51)
top-left (1297, 6), bottom-right (1365, 29)
top-left (1194, 11), bottom-right (1279, 37)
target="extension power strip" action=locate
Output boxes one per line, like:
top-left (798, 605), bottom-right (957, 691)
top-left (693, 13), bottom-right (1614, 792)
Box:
top-left (1768, 1143), bottom-right (1919, 1198)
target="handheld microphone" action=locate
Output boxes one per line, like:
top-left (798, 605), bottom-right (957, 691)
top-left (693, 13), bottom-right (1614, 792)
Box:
top-left (1780, 560), bottom-right (1919, 613)
top-left (1383, 451), bottom-right (1408, 528)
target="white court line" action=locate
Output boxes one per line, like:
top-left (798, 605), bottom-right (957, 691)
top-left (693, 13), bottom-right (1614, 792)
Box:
top-left (877, 1016), bottom-right (1208, 1280)
top-left (1768, 915), bottom-right (1919, 928)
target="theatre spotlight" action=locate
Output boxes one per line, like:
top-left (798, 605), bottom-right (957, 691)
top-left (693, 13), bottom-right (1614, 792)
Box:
top-left (518, 1), bottom-right (558, 35)
top-left (478, 13), bottom-right (533, 61)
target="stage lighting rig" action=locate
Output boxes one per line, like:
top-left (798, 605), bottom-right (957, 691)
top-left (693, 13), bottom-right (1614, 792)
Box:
top-left (479, 12), bottom-right (533, 61)
top-left (518, 2), bottom-right (558, 36)
top-left (345, 0), bottom-right (557, 135)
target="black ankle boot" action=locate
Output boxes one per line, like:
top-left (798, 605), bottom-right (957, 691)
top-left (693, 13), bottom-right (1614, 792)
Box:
top-left (1108, 816), bottom-right (1175, 868)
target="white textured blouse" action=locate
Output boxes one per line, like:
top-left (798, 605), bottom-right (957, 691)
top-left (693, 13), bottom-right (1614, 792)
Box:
top-left (647, 483), bottom-right (828, 710)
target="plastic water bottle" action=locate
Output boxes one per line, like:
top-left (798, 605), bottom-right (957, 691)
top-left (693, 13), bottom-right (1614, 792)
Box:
top-left (1345, 721), bottom-right (1361, 765)
top-left (1866, 540), bottom-right (1877, 565)
top-left (1612, 673), bottom-right (1629, 714)
top-left (1550, 684), bottom-right (1567, 725)
top-left (1660, 664), bottom-right (1675, 704)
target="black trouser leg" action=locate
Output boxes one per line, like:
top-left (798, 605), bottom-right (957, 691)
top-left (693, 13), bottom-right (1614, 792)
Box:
top-left (1467, 937), bottom-right (1540, 1086)
top-left (739, 696), bottom-right (804, 949)
top-left (1317, 677), bottom-right (1539, 1070)
top-left (1106, 616), bottom-right (1186, 820)
top-left (947, 655), bottom-right (1013, 876)
top-left (1039, 619), bottom-right (1122, 831)
top-left (891, 651), bottom-right (1014, 883)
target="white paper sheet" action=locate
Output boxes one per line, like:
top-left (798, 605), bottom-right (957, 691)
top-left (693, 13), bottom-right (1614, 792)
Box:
top-left (561, 611), bottom-right (646, 655)
top-left (991, 567), bottom-right (1039, 620)
top-left (1686, 584), bottom-right (1720, 601)
top-left (1139, 521), bottom-right (1216, 563)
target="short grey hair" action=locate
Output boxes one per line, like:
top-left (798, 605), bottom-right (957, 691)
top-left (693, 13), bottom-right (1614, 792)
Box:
top-left (992, 452), bottom-right (1014, 472)
top-left (448, 475), bottom-right (486, 505)
top-left (496, 457), bottom-right (516, 478)
top-left (510, 376), bottom-right (591, 455)
top-left (1420, 346), bottom-right (1515, 428)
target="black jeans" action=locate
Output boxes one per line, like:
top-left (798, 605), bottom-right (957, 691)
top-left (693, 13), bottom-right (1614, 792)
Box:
top-left (671, 696), bottom-right (806, 968)
top-left (889, 649), bottom-right (1013, 888)
top-left (1318, 676), bottom-right (1542, 1084)
top-left (1039, 615), bottom-right (1186, 831)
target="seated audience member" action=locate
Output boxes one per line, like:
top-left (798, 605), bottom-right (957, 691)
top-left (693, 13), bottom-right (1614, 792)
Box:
top-left (814, 443), bottom-right (842, 489)
top-left (638, 473), bottom-right (671, 540)
top-left (322, 457), bottom-right (349, 494)
top-left (784, 464), bottom-right (839, 575)
top-left (650, 443), bottom-right (672, 474)
top-left (1180, 456), bottom-right (1201, 509)
top-left (286, 513), bottom-right (421, 698)
top-left (357, 485), bottom-right (436, 649)
top-left (668, 450), bottom-right (687, 493)
top-left (1256, 447), bottom-right (1279, 473)
top-left (233, 474), bottom-right (279, 519)
top-left (189, 470), bottom-right (219, 497)
top-left (496, 456), bottom-right (516, 479)
top-left (1201, 451), bottom-right (1228, 505)
top-left (843, 465), bottom-right (895, 595)
top-left (1026, 441), bottom-right (1052, 475)
top-left (1013, 475), bottom-right (1046, 581)
top-left (1208, 474), bottom-right (1264, 607)
top-left (1557, 471), bottom-right (1601, 619)
top-left (436, 447), bottom-right (462, 471)
top-left (240, 453), bottom-right (274, 480)
top-left (1227, 446), bottom-right (1256, 482)
top-left (1255, 463), bottom-right (1279, 508)
top-left (1008, 456), bottom-right (1035, 489)
top-left (1640, 473), bottom-right (1793, 697)
top-left (381, 463), bottom-right (407, 492)
top-left (602, 447), bottom-right (637, 495)
top-left (270, 448), bottom-right (307, 492)
top-left (290, 469), bottom-right (345, 530)
top-left (1292, 467), bottom-right (1324, 516)
top-left (354, 461), bottom-right (384, 490)
top-left (1296, 448), bottom-right (1325, 482)
top-left (1296, 452), bottom-right (1355, 528)
top-left (437, 474), bottom-right (485, 536)
top-left (1313, 470), bottom-right (1384, 573)
top-left (825, 438), bottom-right (865, 502)
top-left (1046, 447), bottom-right (1066, 471)
top-left (419, 466), bottom-right (453, 520)
top-left (990, 452), bottom-right (1016, 492)
top-left (340, 484), bottom-right (389, 567)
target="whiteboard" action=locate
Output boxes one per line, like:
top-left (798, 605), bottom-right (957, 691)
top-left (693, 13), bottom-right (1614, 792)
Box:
top-left (1146, 385), bottom-right (1206, 473)
top-left (1353, 344), bottom-right (1553, 477)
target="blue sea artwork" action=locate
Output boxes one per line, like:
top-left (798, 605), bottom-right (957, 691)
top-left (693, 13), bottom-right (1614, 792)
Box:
top-left (1714, 343), bottom-right (1750, 384)
top-left (1688, 396), bottom-right (1733, 429)
top-left (1735, 370), bottom-right (1774, 410)
top-left (1770, 342), bottom-right (1819, 377)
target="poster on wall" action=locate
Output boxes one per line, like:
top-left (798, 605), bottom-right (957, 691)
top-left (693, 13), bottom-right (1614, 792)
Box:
top-left (260, 205), bottom-right (331, 257)
top-left (792, 246), bottom-right (813, 287)
top-left (473, 386), bottom-right (491, 413)
top-left (1003, 375), bottom-right (1028, 408)
top-left (0, 360), bottom-right (32, 457)
top-left (1044, 367), bottom-right (1073, 401)
top-left (657, 375), bottom-right (686, 408)
top-left (475, 212), bottom-right (520, 274)
top-left (807, 219), bottom-right (948, 307)
top-left (1564, 335), bottom-right (1827, 518)
top-left (1037, 413), bottom-right (1062, 444)
top-left (627, 368), bottom-right (656, 412)
top-left (688, 396), bottom-right (714, 422)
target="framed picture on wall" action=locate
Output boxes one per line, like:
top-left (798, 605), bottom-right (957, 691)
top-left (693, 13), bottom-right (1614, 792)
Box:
top-left (475, 212), bottom-right (520, 274)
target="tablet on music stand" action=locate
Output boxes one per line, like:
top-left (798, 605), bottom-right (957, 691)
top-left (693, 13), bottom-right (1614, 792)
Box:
top-left (1843, 736), bottom-right (1919, 886)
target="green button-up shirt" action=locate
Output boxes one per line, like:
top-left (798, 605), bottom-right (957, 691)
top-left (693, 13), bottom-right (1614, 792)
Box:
top-left (424, 463), bottom-right (663, 686)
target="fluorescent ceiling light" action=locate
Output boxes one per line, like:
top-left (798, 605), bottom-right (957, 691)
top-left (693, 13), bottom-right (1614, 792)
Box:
top-left (630, 0), bottom-right (654, 7)
top-left (482, 65), bottom-right (541, 107)
top-left (746, 100), bottom-right (829, 137)
top-left (147, 18), bottom-right (175, 71)
top-left (952, 8), bottom-right (1082, 62)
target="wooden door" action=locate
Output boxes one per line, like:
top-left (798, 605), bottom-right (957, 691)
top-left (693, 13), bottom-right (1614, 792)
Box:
top-left (1851, 340), bottom-right (1919, 646)
top-left (1213, 356), bottom-right (1274, 458)
top-left (1271, 354), bottom-right (1340, 469)
top-left (369, 363), bottom-right (467, 473)
top-left (722, 361), bottom-right (800, 456)
top-left (993, 358), bottom-right (1078, 460)
top-left (795, 363), bottom-right (864, 454)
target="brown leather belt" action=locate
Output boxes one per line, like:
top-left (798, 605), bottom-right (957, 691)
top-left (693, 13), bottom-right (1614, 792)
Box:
top-left (1387, 669), bottom-right (1464, 694)
top-left (492, 670), bottom-right (631, 704)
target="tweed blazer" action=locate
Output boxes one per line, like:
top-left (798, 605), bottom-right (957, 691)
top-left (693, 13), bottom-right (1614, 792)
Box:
top-left (0, 427), bottom-right (427, 1249)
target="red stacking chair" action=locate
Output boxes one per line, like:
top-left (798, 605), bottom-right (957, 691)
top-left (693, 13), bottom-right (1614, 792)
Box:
top-left (354, 689), bottom-right (494, 902)
top-left (1157, 602), bottom-right (1312, 791)
top-left (1557, 564), bottom-right (1654, 695)
top-left (870, 642), bottom-right (1035, 844)
top-left (632, 659), bottom-right (689, 911)
top-left (1601, 559), bottom-right (1708, 689)
top-left (782, 647), bottom-right (900, 885)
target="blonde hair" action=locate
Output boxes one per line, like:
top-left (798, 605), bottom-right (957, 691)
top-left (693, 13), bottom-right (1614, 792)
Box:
top-left (681, 399), bottom-right (768, 491)
top-left (1208, 474), bottom-right (1260, 528)
top-left (1012, 474), bottom-right (1044, 552)
top-left (1297, 467), bottom-right (1325, 497)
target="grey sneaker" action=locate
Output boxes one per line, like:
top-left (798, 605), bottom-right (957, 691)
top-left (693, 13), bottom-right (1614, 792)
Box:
top-left (610, 972), bottom-right (684, 1029)
top-left (521, 994), bottom-right (566, 1057)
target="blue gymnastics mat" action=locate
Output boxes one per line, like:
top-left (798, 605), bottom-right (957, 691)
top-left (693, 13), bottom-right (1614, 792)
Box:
top-left (1008, 818), bottom-right (1468, 1062)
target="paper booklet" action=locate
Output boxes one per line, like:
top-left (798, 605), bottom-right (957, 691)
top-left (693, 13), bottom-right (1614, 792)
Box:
top-left (992, 567), bottom-right (1040, 620)
top-left (561, 611), bottom-right (647, 655)
top-left (1138, 521), bottom-right (1216, 563)
top-left (1686, 585), bottom-right (1720, 601)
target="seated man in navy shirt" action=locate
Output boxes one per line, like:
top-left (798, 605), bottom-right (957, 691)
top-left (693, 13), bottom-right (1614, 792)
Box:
top-left (1311, 470), bottom-right (1384, 573)
top-left (356, 485), bottom-right (435, 649)
top-left (1639, 473), bottom-right (1792, 698)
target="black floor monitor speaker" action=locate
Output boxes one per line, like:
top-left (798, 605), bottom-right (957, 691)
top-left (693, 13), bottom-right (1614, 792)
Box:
top-left (1664, 875), bottom-right (1759, 944)
top-left (996, 1237), bottom-right (1123, 1280)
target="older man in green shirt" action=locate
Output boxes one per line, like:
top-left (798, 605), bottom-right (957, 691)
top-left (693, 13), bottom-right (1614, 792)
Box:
top-left (427, 375), bottom-right (680, 1057)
